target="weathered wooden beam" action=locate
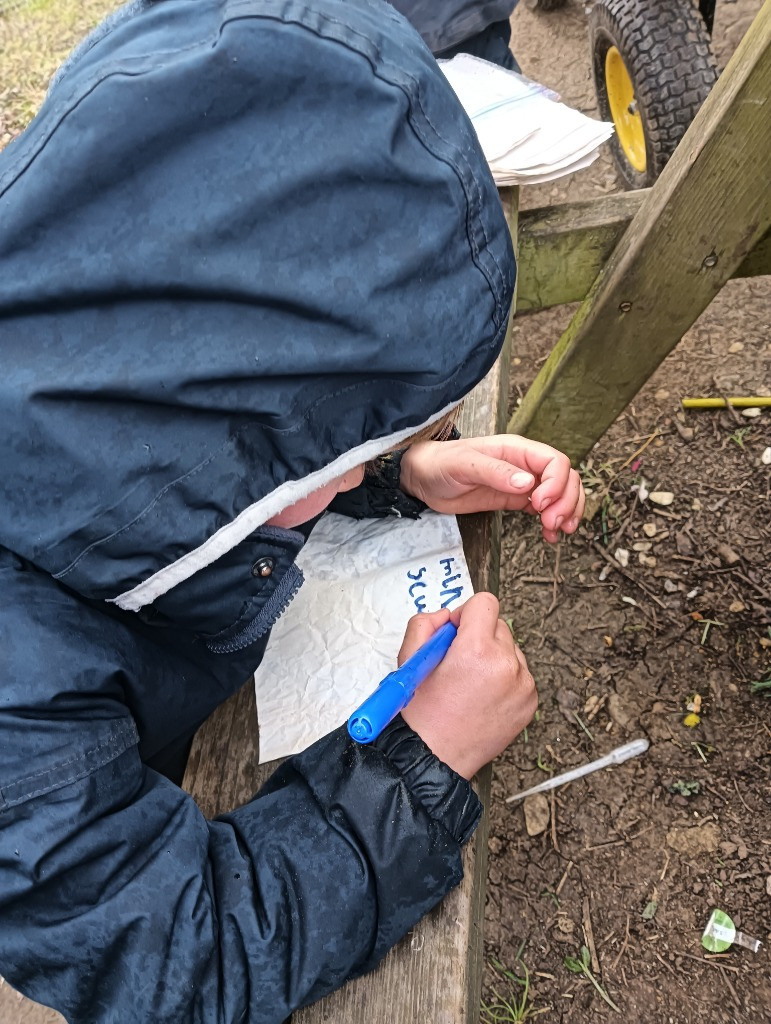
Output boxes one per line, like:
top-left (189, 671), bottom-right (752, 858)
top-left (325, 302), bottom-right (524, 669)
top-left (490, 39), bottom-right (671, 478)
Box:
top-left (515, 191), bottom-right (647, 312)
top-left (508, 2), bottom-right (771, 463)
top-left (515, 196), bottom-right (771, 314)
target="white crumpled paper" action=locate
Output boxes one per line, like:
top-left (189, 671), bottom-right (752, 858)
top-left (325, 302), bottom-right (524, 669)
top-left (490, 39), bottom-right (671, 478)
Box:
top-left (254, 511), bottom-right (473, 763)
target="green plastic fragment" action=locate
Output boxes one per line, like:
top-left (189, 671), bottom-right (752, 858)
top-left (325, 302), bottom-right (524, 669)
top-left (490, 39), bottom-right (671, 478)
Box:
top-left (702, 908), bottom-right (735, 952)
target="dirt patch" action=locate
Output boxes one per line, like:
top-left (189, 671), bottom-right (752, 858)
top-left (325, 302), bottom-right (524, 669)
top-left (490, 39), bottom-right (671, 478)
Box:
top-left (485, 3), bottom-right (769, 1021)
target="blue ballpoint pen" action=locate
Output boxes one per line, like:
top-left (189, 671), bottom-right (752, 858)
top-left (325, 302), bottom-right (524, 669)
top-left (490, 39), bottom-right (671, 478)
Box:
top-left (347, 620), bottom-right (458, 743)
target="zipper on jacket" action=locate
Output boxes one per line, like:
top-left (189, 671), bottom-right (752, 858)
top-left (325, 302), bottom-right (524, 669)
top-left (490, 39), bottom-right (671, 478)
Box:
top-left (206, 564), bottom-right (304, 654)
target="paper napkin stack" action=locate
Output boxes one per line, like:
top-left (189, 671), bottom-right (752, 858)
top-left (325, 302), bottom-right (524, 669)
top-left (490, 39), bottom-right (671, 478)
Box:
top-left (440, 54), bottom-right (614, 185)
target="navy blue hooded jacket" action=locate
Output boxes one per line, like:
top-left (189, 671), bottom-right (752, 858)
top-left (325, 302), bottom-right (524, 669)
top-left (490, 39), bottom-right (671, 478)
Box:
top-left (0, 1), bottom-right (515, 1020)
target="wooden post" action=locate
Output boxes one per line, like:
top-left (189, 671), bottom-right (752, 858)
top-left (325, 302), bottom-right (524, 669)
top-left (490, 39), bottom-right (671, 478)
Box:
top-left (508, 3), bottom-right (771, 464)
top-left (184, 190), bottom-right (519, 1023)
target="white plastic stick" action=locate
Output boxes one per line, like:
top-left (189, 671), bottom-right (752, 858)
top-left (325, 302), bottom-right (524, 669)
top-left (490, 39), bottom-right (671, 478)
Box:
top-left (505, 738), bottom-right (650, 804)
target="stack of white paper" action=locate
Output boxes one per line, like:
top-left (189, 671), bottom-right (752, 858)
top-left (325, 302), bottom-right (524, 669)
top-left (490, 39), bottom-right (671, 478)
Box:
top-left (253, 511), bottom-right (474, 763)
top-left (440, 53), bottom-right (614, 185)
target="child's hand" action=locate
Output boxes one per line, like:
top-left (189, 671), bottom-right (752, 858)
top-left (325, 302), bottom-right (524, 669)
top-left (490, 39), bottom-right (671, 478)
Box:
top-left (399, 434), bottom-right (584, 543)
top-left (399, 597), bottom-right (536, 780)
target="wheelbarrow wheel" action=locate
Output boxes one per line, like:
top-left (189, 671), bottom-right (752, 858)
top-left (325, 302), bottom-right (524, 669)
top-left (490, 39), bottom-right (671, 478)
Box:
top-left (590, 0), bottom-right (717, 189)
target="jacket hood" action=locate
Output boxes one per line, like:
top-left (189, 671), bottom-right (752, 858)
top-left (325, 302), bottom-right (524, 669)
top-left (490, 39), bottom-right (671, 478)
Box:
top-left (0, 0), bottom-right (514, 609)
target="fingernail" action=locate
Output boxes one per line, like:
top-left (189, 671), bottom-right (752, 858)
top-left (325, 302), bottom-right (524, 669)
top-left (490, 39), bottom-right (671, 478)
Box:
top-left (539, 497), bottom-right (552, 512)
top-left (511, 471), bottom-right (532, 488)
top-left (568, 517), bottom-right (578, 530)
top-left (555, 515), bottom-right (564, 529)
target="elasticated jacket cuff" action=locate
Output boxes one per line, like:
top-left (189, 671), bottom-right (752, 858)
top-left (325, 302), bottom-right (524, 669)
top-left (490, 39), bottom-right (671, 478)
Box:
top-left (372, 716), bottom-right (482, 845)
top-left (329, 450), bottom-right (427, 520)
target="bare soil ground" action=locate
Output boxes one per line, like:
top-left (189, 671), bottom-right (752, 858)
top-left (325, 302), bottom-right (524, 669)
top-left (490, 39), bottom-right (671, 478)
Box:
top-left (485, 2), bottom-right (770, 1022)
top-left (1, 2), bottom-right (768, 1023)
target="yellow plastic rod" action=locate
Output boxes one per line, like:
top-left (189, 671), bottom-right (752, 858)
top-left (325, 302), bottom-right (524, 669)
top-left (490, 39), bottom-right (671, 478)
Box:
top-left (682, 397), bottom-right (771, 409)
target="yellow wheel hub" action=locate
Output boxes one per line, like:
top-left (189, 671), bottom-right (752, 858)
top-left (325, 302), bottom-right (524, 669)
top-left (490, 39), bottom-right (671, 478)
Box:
top-left (605, 46), bottom-right (646, 173)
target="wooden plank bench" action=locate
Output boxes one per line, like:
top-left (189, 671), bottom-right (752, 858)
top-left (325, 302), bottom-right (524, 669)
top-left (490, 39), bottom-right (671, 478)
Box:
top-left (182, 190), bottom-right (519, 1024)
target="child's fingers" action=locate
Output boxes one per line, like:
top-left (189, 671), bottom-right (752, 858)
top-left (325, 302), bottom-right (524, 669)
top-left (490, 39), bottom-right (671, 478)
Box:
top-left (397, 607), bottom-right (452, 665)
top-left (528, 452), bottom-right (572, 513)
top-left (564, 483), bottom-right (586, 533)
top-left (449, 450), bottom-right (536, 494)
top-left (454, 592), bottom-right (502, 638)
top-left (539, 467), bottom-right (583, 532)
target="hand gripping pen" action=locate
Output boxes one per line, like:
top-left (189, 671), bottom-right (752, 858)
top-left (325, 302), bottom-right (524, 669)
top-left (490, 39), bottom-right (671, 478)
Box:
top-left (347, 621), bottom-right (458, 743)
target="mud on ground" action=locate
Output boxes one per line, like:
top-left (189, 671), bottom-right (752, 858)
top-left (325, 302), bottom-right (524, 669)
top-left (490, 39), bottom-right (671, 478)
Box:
top-left (485, 3), bottom-right (769, 1021)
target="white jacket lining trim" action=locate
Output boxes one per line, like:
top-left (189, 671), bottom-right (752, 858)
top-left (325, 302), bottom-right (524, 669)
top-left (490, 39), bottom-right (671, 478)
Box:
top-left (110, 402), bottom-right (460, 612)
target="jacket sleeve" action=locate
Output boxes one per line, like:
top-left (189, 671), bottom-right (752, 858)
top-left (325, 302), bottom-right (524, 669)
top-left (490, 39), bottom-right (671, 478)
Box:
top-left (329, 450), bottom-right (428, 521)
top-left (329, 426), bottom-right (461, 521)
top-left (0, 553), bottom-right (481, 1024)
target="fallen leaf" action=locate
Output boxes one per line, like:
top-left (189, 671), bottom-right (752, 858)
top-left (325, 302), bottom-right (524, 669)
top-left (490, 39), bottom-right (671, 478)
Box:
top-left (650, 491), bottom-right (675, 506)
top-left (716, 543), bottom-right (741, 566)
top-left (642, 900), bottom-right (658, 920)
top-left (741, 407), bottom-right (761, 418)
top-left (603, 635), bottom-right (613, 647)
top-left (523, 794), bottom-right (550, 837)
top-left (607, 692), bottom-right (633, 728)
top-left (633, 541), bottom-right (652, 552)
top-left (583, 491), bottom-right (605, 521)
top-left (727, 342), bottom-right (744, 354)
top-left (642, 523), bottom-right (658, 538)
top-left (729, 599), bottom-right (745, 613)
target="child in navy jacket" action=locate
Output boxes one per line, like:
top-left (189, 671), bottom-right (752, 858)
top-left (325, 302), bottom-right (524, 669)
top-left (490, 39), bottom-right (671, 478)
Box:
top-left (0, 2), bottom-right (582, 1021)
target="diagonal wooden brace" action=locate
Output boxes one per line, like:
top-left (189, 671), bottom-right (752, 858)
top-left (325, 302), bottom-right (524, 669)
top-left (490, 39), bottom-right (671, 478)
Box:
top-left (508, 2), bottom-right (771, 464)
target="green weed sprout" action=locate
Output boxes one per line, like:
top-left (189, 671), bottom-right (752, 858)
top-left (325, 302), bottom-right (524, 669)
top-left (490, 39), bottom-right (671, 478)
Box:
top-left (482, 958), bottom-right (547, 1023)
top-left (564, 945), bottom-right (620, 1013)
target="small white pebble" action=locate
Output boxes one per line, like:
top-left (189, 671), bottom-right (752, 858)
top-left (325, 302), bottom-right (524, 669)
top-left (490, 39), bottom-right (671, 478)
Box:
top-left (614, 547), bottom-right (629, 568)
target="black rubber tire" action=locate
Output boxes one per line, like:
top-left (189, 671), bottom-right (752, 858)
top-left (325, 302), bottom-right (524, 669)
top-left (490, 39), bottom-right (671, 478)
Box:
top-left (525, 0), bottom-right (568, 11)
top-left (590, 0), bottom-right (718, 189)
